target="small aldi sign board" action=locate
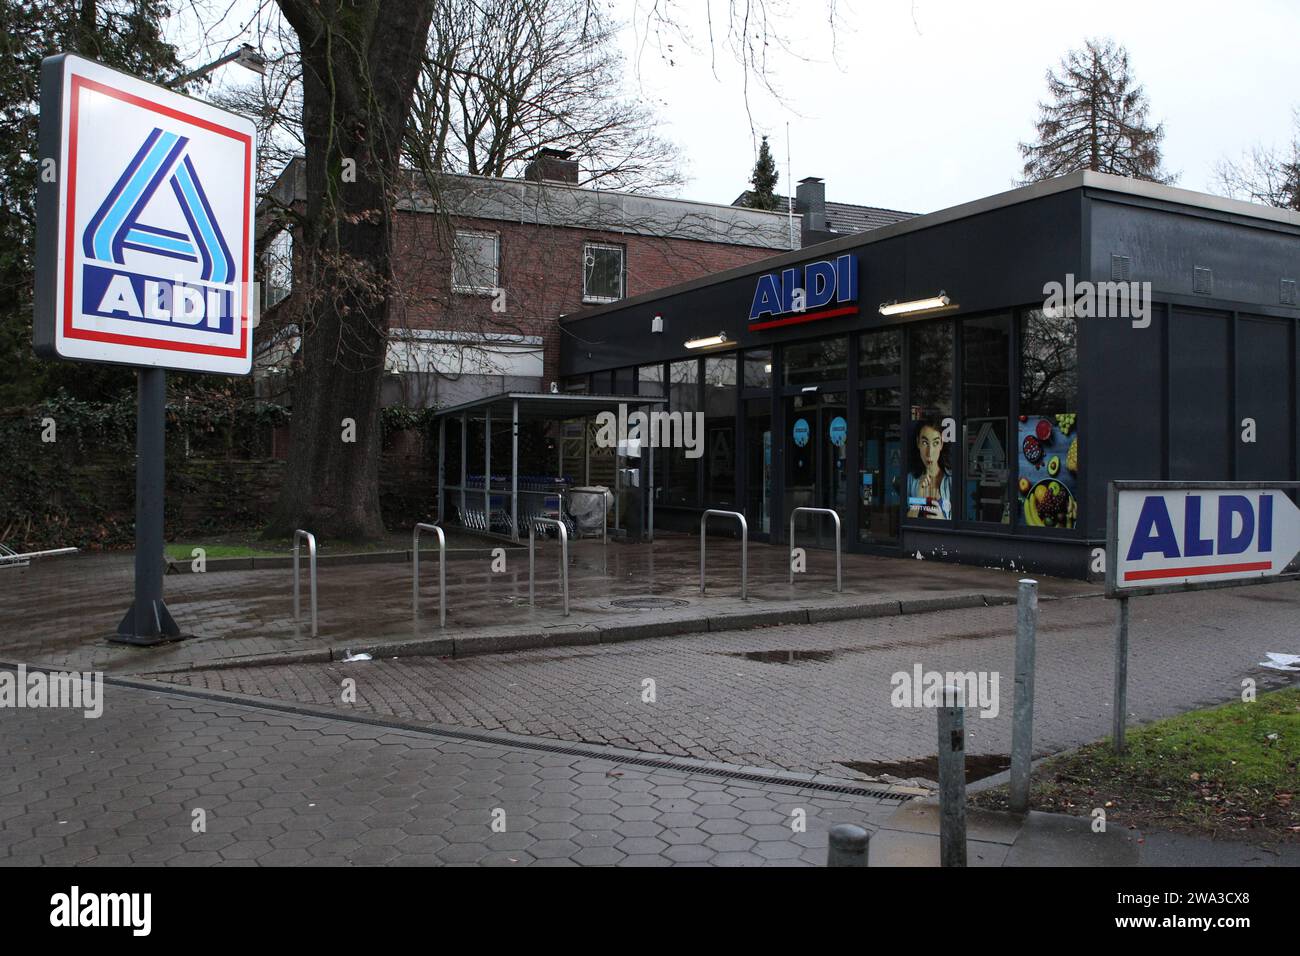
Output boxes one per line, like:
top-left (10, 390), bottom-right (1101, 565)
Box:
top-left (34, 54), bottom-right (256, 375)
top-left (1106, 481), bottom-right (1300, 597)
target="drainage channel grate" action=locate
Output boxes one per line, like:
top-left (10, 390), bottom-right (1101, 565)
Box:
top-left (112, 675), bottom-right (903, 803)
top-left (610, 596), bottom-right (691, 610)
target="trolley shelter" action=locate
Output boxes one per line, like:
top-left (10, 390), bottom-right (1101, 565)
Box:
top-left (433, 392), bottom-right (667, 543)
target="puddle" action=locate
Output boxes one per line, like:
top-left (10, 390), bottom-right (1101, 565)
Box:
top-left (839, 754), bottom-right (1010, 785)
top-left (727, 649), bottom-right (837, 664)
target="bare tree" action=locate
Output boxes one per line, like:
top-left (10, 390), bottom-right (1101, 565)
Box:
top-left (1214, 110), bottom-right (1300, 211)
top-left (408, 0), bottom-right (681, 192)
top-left (265, 0), bottom-right (436, 539)
top-left (1020, 38), bottom-right (1175, 185)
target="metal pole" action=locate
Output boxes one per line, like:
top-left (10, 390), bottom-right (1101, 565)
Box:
top-left (459, 413), bottom-right (467, 522)
top-left (1113, 595), bottom-right (1130, 755)
top-left (484, 407), bottom-right (492, 531)
top-left (113, 367), bottom-right (180, 645)
top-left (529, 524), bottom-right (535, 608)
top-left (826, 824), bottom-right (869, 867)
top-left (1009, 578), bottom-right (1039, 814)
top-left (437, 417), bottom-right (446, 525)
top-left (647, 428), bottom-right (655, 542)
top-left (292, 530), bottom-right (317, 637)
top-left (938, 684), bottom-right (967, 867)
top-left (413, 523), bottom-right (446, 628)
top-left (511, 399), bottom-right (519, 542)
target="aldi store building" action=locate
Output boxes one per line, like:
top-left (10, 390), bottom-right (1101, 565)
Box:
top-left (556, 171), bottom-right (1300, 579)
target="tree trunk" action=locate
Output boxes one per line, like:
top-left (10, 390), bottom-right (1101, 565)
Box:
top-left (268, 0), bottom-right (435, 541)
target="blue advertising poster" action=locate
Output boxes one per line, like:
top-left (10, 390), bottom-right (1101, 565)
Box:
top-left (1017, 414), bottom-right (1080, 528)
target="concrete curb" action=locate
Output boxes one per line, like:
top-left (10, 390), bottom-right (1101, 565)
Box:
top-left (137, 589), bottom-right (1026, 674)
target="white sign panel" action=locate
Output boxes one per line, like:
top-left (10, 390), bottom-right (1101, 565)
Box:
top-left (1110, 485), bottom-right (1300, 594)
top-left (34, 54), bottom-right (256, 375)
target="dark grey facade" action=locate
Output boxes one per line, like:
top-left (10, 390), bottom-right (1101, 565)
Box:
top-left (558, 172), bottom-right (1300, 579)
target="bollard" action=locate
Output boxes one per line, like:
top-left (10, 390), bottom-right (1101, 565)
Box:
top-left (937, 684), bottom-right (967, 867)
top-left (826, 823), bottom-right (870, 867)
top-left (1009, 578), bottom-right (1039, 814)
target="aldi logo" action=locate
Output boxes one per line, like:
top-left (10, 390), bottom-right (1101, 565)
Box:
top-left (34, 55), bottom-right (256, 375)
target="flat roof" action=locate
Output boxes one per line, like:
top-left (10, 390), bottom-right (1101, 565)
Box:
top-left (432, 392), bottom-right (666, 422)
top-left (561, 170), bottom-right (1300, 323)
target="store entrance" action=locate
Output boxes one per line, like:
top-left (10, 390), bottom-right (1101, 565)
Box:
top-left (783, 391), bottom-right (848, 547)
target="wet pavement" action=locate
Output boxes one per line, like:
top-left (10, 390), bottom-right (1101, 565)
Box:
top-left (154, 581), bottom-right (1300, 780)
top-left (0, 677), bottom-right (899, 867)
top-left (0, 535), bottom-right (1098, 675)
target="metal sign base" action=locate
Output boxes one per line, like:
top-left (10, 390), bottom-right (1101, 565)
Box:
top-left (108, 367), bottom-right (188, 647)
top-left (112, 600), bottom-right (182, 646)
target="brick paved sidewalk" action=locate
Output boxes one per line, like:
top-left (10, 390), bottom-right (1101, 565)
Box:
top-left (0, 677), bottom-right (900, 867)
top-left (156, 582), bottom-right (1300, 780)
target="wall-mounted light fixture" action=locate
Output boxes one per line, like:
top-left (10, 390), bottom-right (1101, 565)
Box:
top-left (651, 314), bottom-right (663, 334)
top-left (879, 292), bottom-right (953, 316)
top-left (684, 332), bottom-right (731, 349)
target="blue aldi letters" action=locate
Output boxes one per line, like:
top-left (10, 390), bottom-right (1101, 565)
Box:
top-left (750, 254), bottom-right (858, 322)
top-left (1126, 493), bottom-right (1274, 560)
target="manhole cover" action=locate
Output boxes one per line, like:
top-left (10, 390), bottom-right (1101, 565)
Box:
top-left (610, 597), bottom-right (690, 610)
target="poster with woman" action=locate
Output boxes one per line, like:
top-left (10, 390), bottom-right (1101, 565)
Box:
top-left (906, 419), bottom-right (952, 520)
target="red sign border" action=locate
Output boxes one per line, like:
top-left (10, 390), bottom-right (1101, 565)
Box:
top-left (61, 72), bottom-right (252, 359)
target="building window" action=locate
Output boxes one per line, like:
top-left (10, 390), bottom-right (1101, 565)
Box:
top-left (637, 363), bottom-right (665, 397)
top-left (665, 359), bottom-right (699, 506)
top-left (583, 242), bottom-right (625, 302)
top-left (962, 314), bottom-right (1011, 524)
top-left (452, 230), bottom-right (499, 294)
top-left (704, 356), bottom-right (737, 507)
top-left (263, 228), bottom-right (293, 308)
top-left (783, 336), bottom-right (847, 386)
top-left (906, 321), bottom-right (953, 521)
top-left (1018, 309), bottom-right (1079, 530)
top-left (743, 349), bottom-right (772, 390)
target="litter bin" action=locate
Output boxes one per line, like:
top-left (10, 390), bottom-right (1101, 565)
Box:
top-left (567, 486), bottom-right (612, 536)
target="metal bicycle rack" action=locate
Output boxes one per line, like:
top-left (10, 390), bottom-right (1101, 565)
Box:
top-left (0, 545), bottom-right (78, 570)
top-left (292, 529), bottom-right (318, 637)
top-left (788, 507), bottom-right (844, 593)
top-left (528, 517), bottom-right (570, 616)
top-left (412, 522), bottom-right (447, 628)
top-left (699, 509), bottom-right (748, 600)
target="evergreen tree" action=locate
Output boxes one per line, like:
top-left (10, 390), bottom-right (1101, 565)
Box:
top-left (0, 1), bottom-right (184, 407)
top-left (1020, 38), bottom-right (1174, 185)
top-left (743, 135), bottom-right (780, 210)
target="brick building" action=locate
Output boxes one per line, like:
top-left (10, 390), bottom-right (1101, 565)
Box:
top-left (259, 150), bottom-right (798, 407)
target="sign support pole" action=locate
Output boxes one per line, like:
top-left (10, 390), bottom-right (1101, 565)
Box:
top-left (1112, 595), bottom-right (1129, 755)
top-left (112, 367), bottom-right (181, 645)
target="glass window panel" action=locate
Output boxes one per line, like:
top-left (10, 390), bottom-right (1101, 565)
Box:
top-left (1018, 309), bottom-right (1080, 530)
top-left (906, 321), bottom-right (953, 521)
top-left (452, 230), bottom-right (499, 292)
top-left (665, 360), bottom-right (700, 506)
top-left (637, 363), bottom-right (664, 397)
top-left (782, 337), bottom-right (847, 386)
top-left (859, 329), bottom-right (901, 380)
top-left (703, 356), bottom-right (737, 506)
top-left (962, 314), bottom-right (1011, 523)
top-left (743, 349), bottom-right (772, 390)
top-left (583, 243), bottom-right (624, 302)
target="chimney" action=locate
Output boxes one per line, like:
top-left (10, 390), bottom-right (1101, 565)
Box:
top-left (524, 148), bottom-right (579, 185)
top-left (796, 177), bottom-right (827, 233)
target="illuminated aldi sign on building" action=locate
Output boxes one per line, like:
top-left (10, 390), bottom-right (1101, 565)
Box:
top-left (34, 54), bottom-right (256, 375)
top-left (748, 254), bottom-right (858, 330)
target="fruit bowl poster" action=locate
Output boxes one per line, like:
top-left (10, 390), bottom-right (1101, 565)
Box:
top-left (1017, 414), bottom-right (1079, 529)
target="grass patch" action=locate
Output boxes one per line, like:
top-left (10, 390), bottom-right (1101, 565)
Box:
top-left (164, 528), bottom-right (508, 561)
top-left (971, 687), bottom-right (1300, 842)
top-left (164, 543), bottom-right (280, 560)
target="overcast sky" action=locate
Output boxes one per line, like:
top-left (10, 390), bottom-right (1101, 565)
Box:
top-left (616, 0), bottom-right (1300, 213)
top-left (172, 0), bottom-right (1300, 215)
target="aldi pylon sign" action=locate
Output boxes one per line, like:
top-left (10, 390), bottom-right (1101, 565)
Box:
top-left (34, 54), bottom-right (256, 375)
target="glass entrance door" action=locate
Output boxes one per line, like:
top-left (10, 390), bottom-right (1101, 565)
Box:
top-left (783, 391), bottom-right (848, 546)
top-left (744, 399), bottom-right (772, 535)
